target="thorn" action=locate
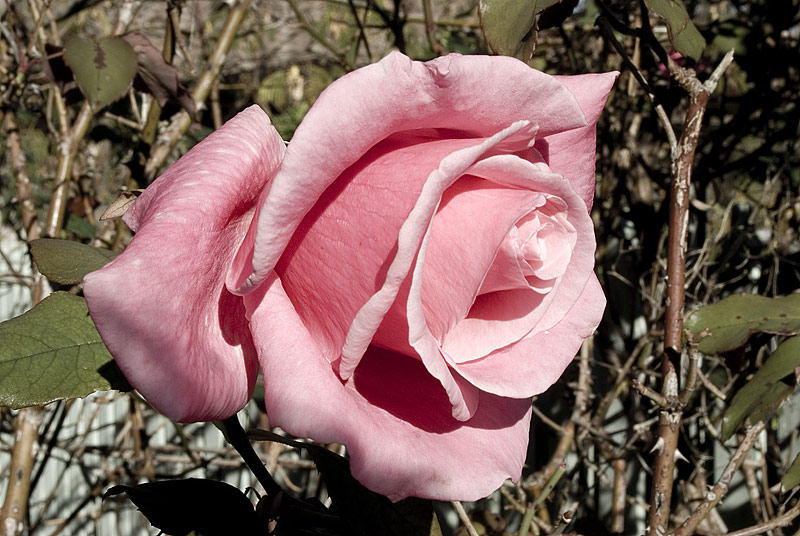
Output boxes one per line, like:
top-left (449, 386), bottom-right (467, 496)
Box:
top-left (674, 449), bottom-right (689, 463)
top-left (650, 437), bottom-right (665, 456)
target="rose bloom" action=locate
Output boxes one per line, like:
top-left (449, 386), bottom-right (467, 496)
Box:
top-left (84, 52), bottom-right (616, 501)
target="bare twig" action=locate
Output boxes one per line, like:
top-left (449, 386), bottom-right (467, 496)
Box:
top-left (285, 0), bottom-right (356, 70)
top-left (0, 91), bottom-right (50, 536)
top-left (144, 0), bottom-right (253, 181)
top-left (673, 422), bottom-right (766, 536)
top-left (724, 499), bottom-right (800, 536)
top-left (611, 458), bottom-right (627, 533)
top-left (550, 510), bottom-right (574, 536)
top-left (596, 15), bottom-right (677, 153)
top-left (421, 0), bottom-right (444, 54)
top-left (2, 112), bottom-right (39, 240)
top-left (632, 378), bottom-right (668, 408)
top-left (47, 98), bottom-right (93, 238)
top-left (0, 408), bottom-right (44, 536)
top-left (452, 501), bottom-right (480, 536)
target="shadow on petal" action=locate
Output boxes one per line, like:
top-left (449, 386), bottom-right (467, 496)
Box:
top-left (353, 346), bottom-right (530, 434)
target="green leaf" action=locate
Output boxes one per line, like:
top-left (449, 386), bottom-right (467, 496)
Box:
top-left (104, 479), bottom-right (260, 535)
top-left (783, 451), bottom-right (800, 492)
top-left (479, 0), bottom-right (560, 59)
top-left (720, 335), bottom-right (800, 441)
top-left (63, 34), bottom-right (137, 110)
top-left (0, 292), bottom-right (129, 409)
top-left (685, 293), bottom-right (800, 354)
top-left (31, 238), bottom-right (118, 285)
top-left (248, 430), bottom-right (442, 536)
top-left (643, 0), bottom-right (706, 60)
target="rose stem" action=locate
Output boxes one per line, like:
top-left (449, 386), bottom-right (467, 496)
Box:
top-left (216, 416), bottom-right (282, 497)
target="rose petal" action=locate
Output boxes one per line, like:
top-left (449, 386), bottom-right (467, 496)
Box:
top-left (464, 155), bottom-right (596, 335)
top-left (451, 274), bottom-right (606, 398)
top-left (273, 134), bottom-right (483, 366)
top-left (438, 155), bottom-right (595, 363)
top-left (536, 72), bottom-right (619, 210)
top-left (236, 52), bottom-right (589, 294)
top-left (341, 122), bottom-right (538, 420)
top-left (246, 276), bottom-right (533, 502)
top-left (84, 106), bottom-right (285, 422)
top-left (418, 176), bottom-right (548, 340)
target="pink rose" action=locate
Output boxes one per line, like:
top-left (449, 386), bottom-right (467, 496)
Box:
top-left (84, 52), bottom-right (616, 501)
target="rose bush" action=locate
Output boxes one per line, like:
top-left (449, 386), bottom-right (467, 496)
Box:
top-left (84, 52), bottom-right (616, 501)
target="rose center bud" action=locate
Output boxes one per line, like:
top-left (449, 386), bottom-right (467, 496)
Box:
top-left (438, 192), bottom-right (578, 364)
top-left (509, 197), bottom-right (577, 294)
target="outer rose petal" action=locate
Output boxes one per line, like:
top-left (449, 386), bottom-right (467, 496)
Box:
top-left (84, 106), bottom-right (285, 422)
top-left (537, 72), bottom-right (619, 210)
top-left (245, 277), bottom-right (533, 502)
top-left (235, 52), bottom-right (590, 294)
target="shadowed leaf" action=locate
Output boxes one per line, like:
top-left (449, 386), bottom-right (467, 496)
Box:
top-left (479, 0), bottom-right (560, 59)
top-left (783, 451), bottom-right (800, 492)
top-left (643, 0), bottom-right (706, 59)
top-left (686, 293), bottom-right (800, 354)
top-left (248, 429), bottom-right (442, 536)
top-left (31, 238), bottom-right (118, 285)
top-left (538, 0), bottom-right (579, 30)
top-left (120, 33), bottom-right (197, 122)
top-left (63, 35), bottom-right (137, 109)
top-left (104, 479), bottom-right (260, 535)
top-left (0, 292), bottom-right (129, 409)
top-left (721, 336), bottom-right (800, 441)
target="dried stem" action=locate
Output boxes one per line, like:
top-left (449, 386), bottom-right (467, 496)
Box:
top-left (0, 97), bottom-right (51, 536)
top-left (285, 0), bottom-right (356, 70)
top-left (611, 458), bottom-right (627, 534)
top-left (673, 422), bottom-right (766, 536)
top-left (144, 0), bottom-right (253, 181)
top-left (421, 0), bottom-right (444, 54)
top-left (646, 49), bottom-right (735, 536)
top-left (596, 15), bottom-right (677, 153)
top-left (724, 499), bottom-right (800, 536)
top-left (0, 408), bottom-right (44, 536)
top-left (452, 501), bottom-right (480, 536)
top-left (3, 112), bottom-right (39, 240)
top-left (47, 98), bottom-right (94, 238)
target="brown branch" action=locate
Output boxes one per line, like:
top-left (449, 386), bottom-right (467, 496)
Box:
top-left (611, 459), bottom-right (627, 534)
top-left (673, 422), bottom-right (766, 536)
top-left (2, 112), bottom-right (38, 241)
top-left (596, 16), bottom-right (677, 153)
top-left (0, 100), bottom-right (50, 536)
top-left (646, 50), bottom-right (735, 536)
top-left (452, 502), bottom-right (480, 536)
top-left (143, 0), bottom-right (253, 181)
top-left (46, 98), bottom-right (93, 238)
top-left (284, 0), bottom-right (356, 71)
top-left (723, 499), bottom-right (800, 536)
top-left (632, 378), bottom-right (668, 408)
top-left (0, 408), bottom-right (45, 536)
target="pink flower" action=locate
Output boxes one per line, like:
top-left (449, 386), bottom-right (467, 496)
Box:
top-left (84, 52), bottom-right (616, 501)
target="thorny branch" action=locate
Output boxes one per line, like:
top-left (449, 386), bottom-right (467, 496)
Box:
top-left (646, 49), bottom-right (736, 536)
